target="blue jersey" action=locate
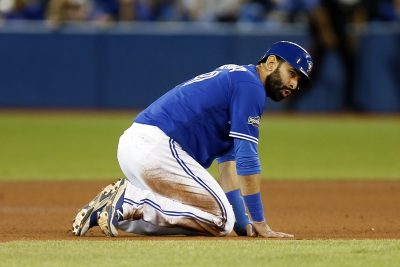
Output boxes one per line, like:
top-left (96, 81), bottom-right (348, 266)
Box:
top-left (135, 64), bottom-right (266, 168)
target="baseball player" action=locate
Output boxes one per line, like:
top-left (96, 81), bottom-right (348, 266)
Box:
top-left (72, 41), bottom-right (313, 237)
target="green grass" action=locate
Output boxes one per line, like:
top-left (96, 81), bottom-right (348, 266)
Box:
top-left (257, 116), bottom-right (400, 180)
top-left (0, 111), bottom-right (399, 181)
top-left (0, 112), bottom-right (128, 181)
top-left (0, 240), bottom-right (399, 267)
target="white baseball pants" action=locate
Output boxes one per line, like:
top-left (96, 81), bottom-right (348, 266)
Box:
top-left (116, 123), bottom-right (234, 236)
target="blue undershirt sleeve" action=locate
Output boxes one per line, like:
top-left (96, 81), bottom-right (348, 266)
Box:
top-left (216, 146), bottom-right (235, 164)
top-left (234, 138), bottom-right (261, 176)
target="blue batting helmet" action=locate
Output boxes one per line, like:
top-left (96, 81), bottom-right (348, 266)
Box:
top-left (258, 41), bottom-right (313, 89)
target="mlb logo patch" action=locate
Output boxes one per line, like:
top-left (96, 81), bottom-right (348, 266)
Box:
top-left (248, 116), bottom-right (260, 127)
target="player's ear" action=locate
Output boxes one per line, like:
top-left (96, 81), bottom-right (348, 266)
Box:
top-left (265, 55), bottom-right (278, 72)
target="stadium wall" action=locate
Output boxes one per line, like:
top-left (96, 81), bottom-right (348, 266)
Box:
top-left (0, 23), bottom-right (398, 112)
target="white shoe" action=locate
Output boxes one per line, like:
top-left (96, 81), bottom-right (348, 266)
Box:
top-left (98, 178), bottom-right (128, 237)
top-left (71, 178), bottom-right (125, 236)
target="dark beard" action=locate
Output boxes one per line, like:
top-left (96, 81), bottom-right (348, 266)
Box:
top-left (265, 67), bottom-right (286, 102)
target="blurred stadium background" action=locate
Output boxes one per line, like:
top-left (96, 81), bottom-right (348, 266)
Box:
top-left (1, 2), bottom-right (400, 265)
top-left (0, 0), bottom-right (399, 112)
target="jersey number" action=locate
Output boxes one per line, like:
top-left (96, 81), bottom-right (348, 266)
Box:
top-left (182, 65), bottom-right (247, 86)
top-left (183, 71), bottom-right (220, 86)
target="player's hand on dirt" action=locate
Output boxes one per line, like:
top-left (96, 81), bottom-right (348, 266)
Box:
top-left (246, 221), bottom-right (294, 238)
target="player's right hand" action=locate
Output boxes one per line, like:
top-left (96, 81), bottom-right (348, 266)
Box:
top-left (246, 221), bottom-right (294, 238)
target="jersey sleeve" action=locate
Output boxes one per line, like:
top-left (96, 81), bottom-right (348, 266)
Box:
top-left (234, 138), bottom-right (261, 175)
top-left (216, 145), bottom-right (235, 164)
top-left (216, 138), bottom-right (261, 175)
top-left (229, 81), bottom-right (265, 144)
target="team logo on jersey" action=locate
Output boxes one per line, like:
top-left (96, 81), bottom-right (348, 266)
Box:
top-left (247, 116), bottom-right (260, 127)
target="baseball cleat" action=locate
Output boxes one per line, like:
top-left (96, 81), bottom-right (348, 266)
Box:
top-left (72, 178), bottom-right (126, 236)
top-left (98, 178), bottom-right (128, 237)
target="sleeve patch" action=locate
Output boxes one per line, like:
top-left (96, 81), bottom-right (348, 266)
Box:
top-left (247, 116), bottom-right (260, 128)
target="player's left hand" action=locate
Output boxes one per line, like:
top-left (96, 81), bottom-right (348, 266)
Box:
top-left (246, 221), bottom-right (294, 238)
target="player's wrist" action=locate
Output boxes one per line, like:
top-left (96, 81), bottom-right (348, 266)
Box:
top-left (226, 189), bottom-right (251, 230)
top-left (243, 192), bottom-right (265, 222)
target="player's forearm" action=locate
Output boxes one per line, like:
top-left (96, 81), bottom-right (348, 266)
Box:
top-left (218, 159), bottom-right (261, 194)
top-left (218, 161), bottom-right (240, 192)
top-left (218, 161), bottom-right (251, 235)
top-left (219, 162), bottom-right (261, 194)
top-left (239, 173), bottom-right (265, 222)
top-left (238, 174), bottom-right (261, 195)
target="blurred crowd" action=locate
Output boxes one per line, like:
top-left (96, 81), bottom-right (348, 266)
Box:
top-left (0, 0), bottom-right (398, 112)
top-left (0, 0), bottom-right (399, 26)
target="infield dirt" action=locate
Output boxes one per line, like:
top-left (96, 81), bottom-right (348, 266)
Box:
top-left (1, 181), bottom-right (399, 241)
